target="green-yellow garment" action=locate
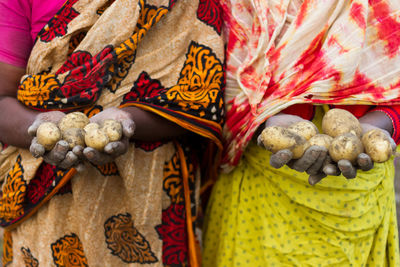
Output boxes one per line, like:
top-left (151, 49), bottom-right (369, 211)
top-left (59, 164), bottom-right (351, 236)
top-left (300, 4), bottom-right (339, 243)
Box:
top-left (203, 108), bottom-right (400, 266)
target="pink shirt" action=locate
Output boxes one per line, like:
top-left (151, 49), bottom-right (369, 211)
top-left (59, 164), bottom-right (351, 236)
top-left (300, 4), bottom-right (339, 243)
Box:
top-left (0, 0), bottom-right (65, 67)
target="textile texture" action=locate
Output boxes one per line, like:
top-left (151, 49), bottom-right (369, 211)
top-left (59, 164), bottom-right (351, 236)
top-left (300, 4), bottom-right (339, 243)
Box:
top-left (204, 107), bottom-right (400, 266)
top-left (0, 0), bottom-right (224, 266)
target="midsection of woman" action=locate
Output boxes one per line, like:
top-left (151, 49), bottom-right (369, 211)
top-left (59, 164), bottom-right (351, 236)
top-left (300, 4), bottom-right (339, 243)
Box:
top-left (204, 106), bottom-right (399, 266)
top-left (204, 0), bottom-right (400, 266)
top-left (0, 0), bottom-right (225, 266)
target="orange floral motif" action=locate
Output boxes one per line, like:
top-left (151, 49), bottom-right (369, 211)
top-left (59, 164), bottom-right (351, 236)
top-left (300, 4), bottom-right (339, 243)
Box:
top-left (2, 230), bottom-right (13, 266)
top-left (104, 0), bottom-right (168, 93)
top-left (83, 105), bottom-right (103, 118)
top-left (51, 234), bottom-right (88, 267)
top-left (166, 42), bottom-right (224, 112)
top-left (0, 156), bottom-right (27, 222)
top-left (93, 162), bottom-right (119, 176)
top-left (17, 75), bottom-right (61, 109)
top-left (21, 247), bottom-right (39, 267)
top-left (104, 213), bottom-right (158, 263)
top-left (163, 152), bottom-right (194, 204)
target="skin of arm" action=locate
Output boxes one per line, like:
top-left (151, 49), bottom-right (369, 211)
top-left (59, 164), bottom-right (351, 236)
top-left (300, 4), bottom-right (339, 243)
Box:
top-left (0, 62), bottom-right (39, 148)
top-left (359, 110), bottom-right (394, 135)
top-left (122, 106), bottom-right (187, 141)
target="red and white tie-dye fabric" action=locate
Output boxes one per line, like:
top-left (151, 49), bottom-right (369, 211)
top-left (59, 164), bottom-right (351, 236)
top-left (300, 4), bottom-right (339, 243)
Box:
top-left (221, 0), bottom-right (400, 172)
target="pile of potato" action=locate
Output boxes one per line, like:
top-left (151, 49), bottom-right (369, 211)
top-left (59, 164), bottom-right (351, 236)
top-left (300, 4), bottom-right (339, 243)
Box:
top-left (258, 108), bottom-right (394, 165)
top-left (36, 112), bottom-right (123, 152)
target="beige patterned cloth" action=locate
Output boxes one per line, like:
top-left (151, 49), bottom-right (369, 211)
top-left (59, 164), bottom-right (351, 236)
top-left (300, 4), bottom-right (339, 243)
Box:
top-left (0, 0), bottom-right (224, 266)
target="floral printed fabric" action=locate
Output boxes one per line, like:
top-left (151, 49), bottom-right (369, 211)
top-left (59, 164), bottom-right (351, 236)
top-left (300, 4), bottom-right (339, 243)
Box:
top-left (221, 0), bottom-right (400, 171)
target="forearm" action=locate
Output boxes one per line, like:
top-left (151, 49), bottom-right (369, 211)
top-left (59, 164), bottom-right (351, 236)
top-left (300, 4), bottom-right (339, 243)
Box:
top-left (122, 106), bottom-right (187, 141)
top-left (359, 110), bottom-right (394, 135)
top-left (0, 97), bottom-right (38, 148)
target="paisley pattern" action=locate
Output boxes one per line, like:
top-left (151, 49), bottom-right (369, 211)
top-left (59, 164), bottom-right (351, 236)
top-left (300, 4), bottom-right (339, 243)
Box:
top-left (0, 156), bottom-right (27, 223)
top-left (21, 247), bottom-right (39, 267)
top-left (51, 234), bottom-right (88, 267)
top-left (197, 0), bottom-right (222, 35)
top-left (104, 213), bottom-right (158, 264)
top-left (155, 148), bottom-right (197, 266)
top-left (37, 0), bottom-right (80, 43)
top-left (121, 41), bottom-right (224, 144)
top-left (2, 231), bottom-right (13, 266)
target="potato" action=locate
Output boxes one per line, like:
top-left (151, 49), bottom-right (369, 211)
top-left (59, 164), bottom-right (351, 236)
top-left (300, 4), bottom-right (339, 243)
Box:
top-left (259, 126), bottom-right (309, 159)
top-left (288, 121), bottom-right (318, 140)
top-left (362, 129), bottom-right (393, 163)
top-left (329, 133), bottom-right (364, 163)
top-left (58, 112), bottom-right (90, 133)
top-left (62, 128), bottom-right (85, 149)
top-left (85, 128), bottom-right (109, 151)
top-left (84, 122), bottom-right (100, 132)
top-left (36, 122), bottom-right (61, 150)
top-left (101, 119), bottom-right (122, 142)
top-left (322, 108), bottom-right (362, 138)
top-left (308, 134), bottom-right (333, 149)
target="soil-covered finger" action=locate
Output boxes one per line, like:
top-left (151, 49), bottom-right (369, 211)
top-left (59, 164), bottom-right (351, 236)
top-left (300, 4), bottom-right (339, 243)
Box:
top-left (323, 163), bottom-right (341, 176)
top-left (58, 151), bottom-right (79, 169)
top-left (44, 140), bottom-right (69, 164)
top-left (291, 146), bottom-right (320, 172)
top-left (83, 147), bottom-right (113, 165)
top-left (338, 159), bottom-right (357, 179)
top-left (308, 173), bottom-right (327, 185)
top-left (306, 147), bottom-right (328, 175)
top-left (357, 153), bottom-right (374, 171)
top-left (30, 137), bottom-right (45, 158)
top-left (270, 149), bottom-right (293, 169)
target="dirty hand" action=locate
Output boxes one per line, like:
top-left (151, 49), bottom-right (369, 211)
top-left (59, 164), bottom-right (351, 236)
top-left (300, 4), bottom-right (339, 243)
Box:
top-left (29, 111), bottom-right (82, 169)
top-left (83, 107), bottom-right (135, 165)
top-left (258, 114), bottom-right (329, 181)
top-left (324, 123), bottom-right (395, 179)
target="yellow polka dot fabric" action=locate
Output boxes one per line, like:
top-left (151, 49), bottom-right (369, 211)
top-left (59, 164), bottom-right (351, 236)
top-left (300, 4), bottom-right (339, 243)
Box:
top-left (203, 107), bottom-right (400, 266)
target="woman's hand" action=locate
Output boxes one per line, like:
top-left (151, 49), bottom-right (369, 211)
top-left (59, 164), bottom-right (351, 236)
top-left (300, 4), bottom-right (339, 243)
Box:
top-left (258, 114), bottom-right (329, 180)
top-left (29, 111), bottom-right (82, 169)
top-left (324, 122), bottom-right (396, 179)
top-left (82, 107), bottom-right (135, 165)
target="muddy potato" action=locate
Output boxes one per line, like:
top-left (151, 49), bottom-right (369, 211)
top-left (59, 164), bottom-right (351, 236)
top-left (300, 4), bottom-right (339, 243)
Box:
top-left (85, 128), bottom-right (109, 151)
top-left (329, 133), bottom-right (364, 163)
top-left (62, 128), bottom-right (85, 149)
top-left (259, 126), bottom-right (309, 159)
top-left (288, 121), bottom-right (318, 140)
top-left (84, 122), bottom-right (100, 132)
top-left (322, 108), bottom-right (362, 138)
top-left (58, 112), bottom-right (90, 133)
top-left (36, 122), bottom-right (61, 150)
top-left (308, 134), bottom-right (333, 150)
top-left (362, 129), bottom-right (393, 163)
top-left (101, 119), bottom-right (122, 142)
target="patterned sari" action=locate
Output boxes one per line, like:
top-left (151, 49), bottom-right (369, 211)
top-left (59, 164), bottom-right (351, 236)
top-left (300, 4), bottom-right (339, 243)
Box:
top-left (0, 0), bottom-right (224, 266)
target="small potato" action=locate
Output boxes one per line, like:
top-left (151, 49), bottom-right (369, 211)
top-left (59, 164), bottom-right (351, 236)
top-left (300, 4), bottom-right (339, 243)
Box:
top-left (62, 128), bottom-right (85, 149)
top-left (37, 122), bottom-right (61, 150)
top-left (101, 119), bottom-right (122, 142)
top-left (308, 134), bottom-right (333, 150)
top-left (85, 128), bottom-right (109, 151)
top-left (362, 129), bottom-right (392, 163)
top-left (329, 133), bottom-right (364, 163)
top-left (288, 121), bottom-right (318, 140)
top-left (84, 122), bottom-right (100, 132)
top-left (58, 112), bottom-right (90, 133)
top-left (259, 126), bottom-right (309, 159)
top-left (322, 108), bottom-right (362, 138)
